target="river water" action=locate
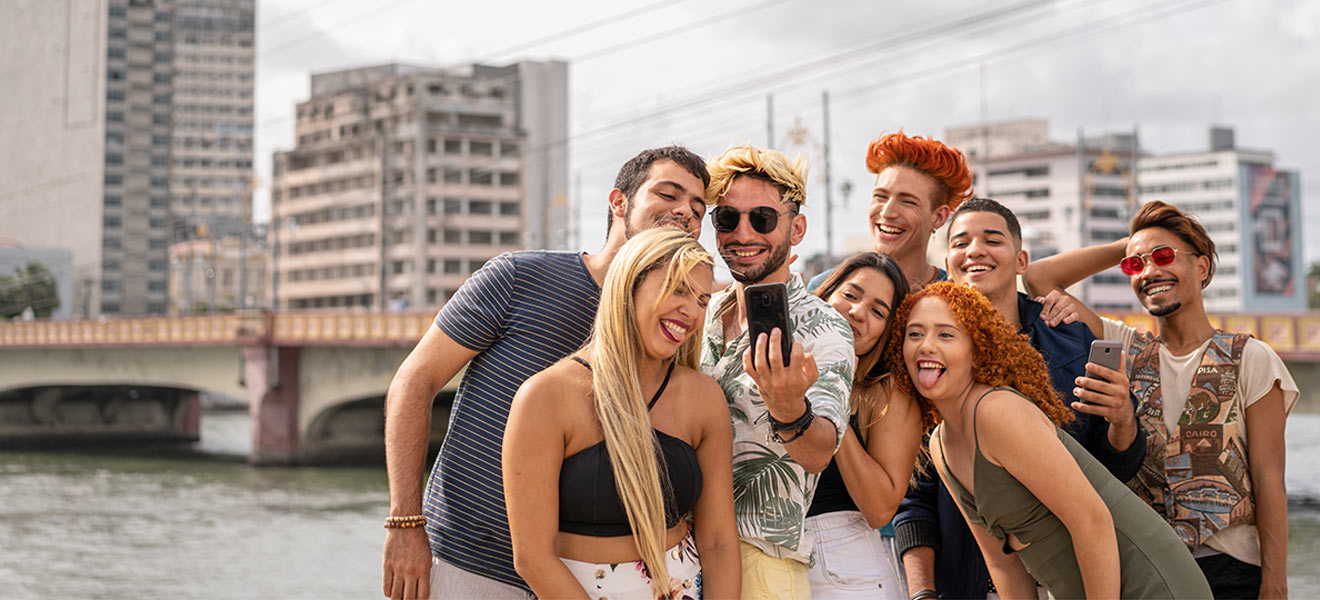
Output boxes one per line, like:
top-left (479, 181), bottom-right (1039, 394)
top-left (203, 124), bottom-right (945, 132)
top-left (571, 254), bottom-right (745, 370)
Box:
top-left (2, 408), bottom-right (1319, 598)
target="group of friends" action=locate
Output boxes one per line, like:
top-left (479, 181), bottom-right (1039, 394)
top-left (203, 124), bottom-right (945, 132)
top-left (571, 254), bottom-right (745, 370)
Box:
top-left (379, 133), bottom-right (1298, 600)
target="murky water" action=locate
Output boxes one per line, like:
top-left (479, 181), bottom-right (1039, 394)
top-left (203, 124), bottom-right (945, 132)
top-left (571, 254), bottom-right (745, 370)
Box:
top-left (1, 410), bottom-right (1317, 598)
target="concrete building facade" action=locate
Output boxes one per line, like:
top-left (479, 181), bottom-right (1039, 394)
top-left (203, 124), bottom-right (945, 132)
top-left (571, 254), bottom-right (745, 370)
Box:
top-left (946, 119), bottom-right (1140, 309)
top-left (0, 0), bottom-right (254, 318)
top-left (169, 235), bottom-right (266, 314)
top-left (270, 61), bottom-right (569, 312)
top-left (1137, 127), bottom-right (1306, 312)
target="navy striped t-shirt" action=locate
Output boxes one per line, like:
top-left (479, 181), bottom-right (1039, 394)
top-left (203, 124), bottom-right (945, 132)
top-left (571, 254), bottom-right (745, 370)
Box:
top-left (423, 250), bottom-right (599, 590)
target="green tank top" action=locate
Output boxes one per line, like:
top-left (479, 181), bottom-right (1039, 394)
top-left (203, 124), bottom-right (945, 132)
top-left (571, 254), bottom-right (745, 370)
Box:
top-left (933, 387), bottom-right (1212, 599)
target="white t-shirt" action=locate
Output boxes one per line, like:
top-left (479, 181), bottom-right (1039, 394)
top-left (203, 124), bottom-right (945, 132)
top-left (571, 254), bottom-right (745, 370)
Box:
top-left (1102, 318), bottom-right (1299, 566)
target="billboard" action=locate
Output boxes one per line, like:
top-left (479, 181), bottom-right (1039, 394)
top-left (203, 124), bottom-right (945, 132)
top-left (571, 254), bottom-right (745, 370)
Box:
top-left (1245, 166), bottom-right (1298, 298)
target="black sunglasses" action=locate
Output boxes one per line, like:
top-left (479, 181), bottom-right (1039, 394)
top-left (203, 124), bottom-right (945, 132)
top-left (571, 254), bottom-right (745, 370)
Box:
top-left (711, 206), bottom-right (794, 234)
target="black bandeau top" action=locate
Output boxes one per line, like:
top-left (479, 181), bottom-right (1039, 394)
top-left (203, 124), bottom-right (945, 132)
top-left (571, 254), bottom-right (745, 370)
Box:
top-left (557, 358), bottom-right (703, 537)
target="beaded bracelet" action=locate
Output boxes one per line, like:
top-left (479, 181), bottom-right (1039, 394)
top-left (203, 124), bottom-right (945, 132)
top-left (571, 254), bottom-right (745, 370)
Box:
top-left (384, 515), bottom-right (427, 529)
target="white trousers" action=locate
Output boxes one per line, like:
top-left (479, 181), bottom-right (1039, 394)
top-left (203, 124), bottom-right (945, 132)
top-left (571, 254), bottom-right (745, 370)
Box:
top-left (804, 511), bottom-right (905, 600)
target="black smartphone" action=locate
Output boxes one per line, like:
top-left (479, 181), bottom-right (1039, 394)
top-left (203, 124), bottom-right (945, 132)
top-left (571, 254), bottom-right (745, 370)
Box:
top-left (1086, 339), bottom-right (1123, 383)
top-left (745, 283), bottom-right (793, 366)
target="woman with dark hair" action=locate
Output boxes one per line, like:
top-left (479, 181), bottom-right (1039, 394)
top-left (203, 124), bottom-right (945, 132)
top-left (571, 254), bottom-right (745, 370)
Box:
top-left (803, 252), bottom-right (924, 599)
top-left (889, 281), bottom-right (1210, 599)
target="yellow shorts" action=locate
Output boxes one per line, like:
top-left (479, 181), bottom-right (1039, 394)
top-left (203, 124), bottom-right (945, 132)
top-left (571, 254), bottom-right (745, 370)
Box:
top-left (740, 542), bottom-right (811, 600)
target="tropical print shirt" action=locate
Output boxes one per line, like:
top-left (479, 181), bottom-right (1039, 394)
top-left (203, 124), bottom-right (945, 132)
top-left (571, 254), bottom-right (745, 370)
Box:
top-left (701, 273), bottom-right (855, 563)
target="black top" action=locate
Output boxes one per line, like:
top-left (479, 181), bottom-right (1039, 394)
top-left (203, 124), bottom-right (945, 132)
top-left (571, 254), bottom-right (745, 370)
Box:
top-left (558, 360), bottom-right (703, 537)
top-left (806, 415), bottom-right (864, 517)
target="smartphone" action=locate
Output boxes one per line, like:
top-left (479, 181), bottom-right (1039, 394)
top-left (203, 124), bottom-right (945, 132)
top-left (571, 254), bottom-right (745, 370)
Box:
top-left (1086, 339), bottom-right (1124, 383)
top-left (745, 283), bottom-right (793, 366)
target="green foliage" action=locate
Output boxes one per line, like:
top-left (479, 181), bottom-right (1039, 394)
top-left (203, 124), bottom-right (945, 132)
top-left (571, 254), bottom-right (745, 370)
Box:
top-left (1310, 261), bottom-right (1320, 310)
top-left (0, 261), bottom-right (60, 319)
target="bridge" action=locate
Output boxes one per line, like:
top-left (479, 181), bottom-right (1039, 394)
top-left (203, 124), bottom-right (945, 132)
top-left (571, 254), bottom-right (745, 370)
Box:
top-left (2, 310), bottom-right (1318, 464)
top-left (0, 311), bottom-right (454, 464)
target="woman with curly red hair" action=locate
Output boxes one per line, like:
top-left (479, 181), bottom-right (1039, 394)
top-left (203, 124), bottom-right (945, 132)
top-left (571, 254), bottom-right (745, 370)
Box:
top-left (887, 282), bottom-right (1210, 599)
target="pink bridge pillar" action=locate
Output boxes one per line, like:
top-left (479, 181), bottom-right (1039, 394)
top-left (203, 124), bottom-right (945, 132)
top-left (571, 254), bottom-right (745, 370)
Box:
top-left (244, 345), bottom-right (302, 465)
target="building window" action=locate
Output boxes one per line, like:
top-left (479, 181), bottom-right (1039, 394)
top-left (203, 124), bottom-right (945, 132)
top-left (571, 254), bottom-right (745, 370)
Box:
top-left (500, 142), bottom-right (519, 157)
top-left (500, 172), bottom-right (521, 187)
top-left (499, 201), bottom-right (520, 216)
top-left (104, 215), bottom-right (122, 228)
top-left (443, 259), bottom-right (462, 274)
top-left (105, 174), bottom-right (123, 186)
top-left (499, 231), bottom-right (519, 246)
top-left (148, 260), bottom-right (166, 272)
top-left (150, 196), bottom-right (167, 208)
top-left (444, 229), bottom-right (461, 244)
top-left (104, 195), bottom-right (122, 207)
top-left (469, 231), bottom-right (492, 245)
top-left (444, 139), bottom-right (463, 154)
top-left (103, 237), bottom-right (122, 250)
top-left (149, 238), bottom-right (166, 249)
top-left (470, 170), bottom-right (492, 185)
top-left (443, 168), bottom-right (462, 184)
top-left (444, 198), bottom-right (463, 214)
top-left (469, 200), bottom-right (493, 215)
top-left (470, 141), bottom-right (493, 156)
top-left (148, 281), bottom-right (167, 293)
top-left (102, 302), bottom-right (121, 313)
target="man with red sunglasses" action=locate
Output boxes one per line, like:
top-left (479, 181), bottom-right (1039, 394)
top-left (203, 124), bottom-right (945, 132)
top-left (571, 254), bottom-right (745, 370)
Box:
top-left (1026, 200), bottom-right (1297, 599)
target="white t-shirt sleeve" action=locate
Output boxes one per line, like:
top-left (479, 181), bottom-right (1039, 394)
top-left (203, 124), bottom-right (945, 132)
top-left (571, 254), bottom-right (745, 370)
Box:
top-left (1100, 317), bottom-right (1138, 355)
top-left (1238, 338), bottom-right (1300, 414)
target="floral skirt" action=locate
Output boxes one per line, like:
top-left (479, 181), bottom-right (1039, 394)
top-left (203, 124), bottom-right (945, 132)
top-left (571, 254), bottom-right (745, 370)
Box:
top-left (560, 531), bottom-right (701, 600)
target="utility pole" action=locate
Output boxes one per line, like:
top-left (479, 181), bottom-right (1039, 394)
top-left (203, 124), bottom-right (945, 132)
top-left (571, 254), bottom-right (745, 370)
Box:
top-left (766, 94), bottom-right (774, 149)
top-left (821, 91), bottom-right (834, 267)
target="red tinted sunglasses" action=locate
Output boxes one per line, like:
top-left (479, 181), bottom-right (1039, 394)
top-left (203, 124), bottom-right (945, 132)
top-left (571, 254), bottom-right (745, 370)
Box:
top-left (1120, 246), bottom-right (1183, 276)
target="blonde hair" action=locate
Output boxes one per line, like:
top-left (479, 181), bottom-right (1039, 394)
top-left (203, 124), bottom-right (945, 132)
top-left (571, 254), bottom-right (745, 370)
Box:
top-left (588, 228), bottom-right (712, 595)
top-left (704, 143), bottom-right (809, 207)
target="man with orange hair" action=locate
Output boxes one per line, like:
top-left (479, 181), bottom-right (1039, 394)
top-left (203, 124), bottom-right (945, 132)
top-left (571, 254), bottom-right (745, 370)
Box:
top-left (809, 131), bottom-right (973, 292)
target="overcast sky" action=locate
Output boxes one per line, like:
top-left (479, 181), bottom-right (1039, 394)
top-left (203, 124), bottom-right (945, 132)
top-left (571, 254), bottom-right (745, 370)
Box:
top-left (253, 0), bottom-right (1320, 268)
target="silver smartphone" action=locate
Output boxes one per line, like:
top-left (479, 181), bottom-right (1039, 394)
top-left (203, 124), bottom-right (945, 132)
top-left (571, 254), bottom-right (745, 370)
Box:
top-left (1086, 339), bottom-right (1124, 383)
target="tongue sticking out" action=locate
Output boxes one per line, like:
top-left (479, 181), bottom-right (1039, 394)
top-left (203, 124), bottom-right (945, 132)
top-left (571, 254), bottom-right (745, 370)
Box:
top-left (917, 367), bottom-right (944, 389)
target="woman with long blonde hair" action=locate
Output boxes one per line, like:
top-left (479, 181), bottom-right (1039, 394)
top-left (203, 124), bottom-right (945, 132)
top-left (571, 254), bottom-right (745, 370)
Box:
top-left (504, 229), bottom-right (739, 599)
top-left (804, 252), bottom-right (924, 599)
top-left (889, 282), bottom-right (1210, 599)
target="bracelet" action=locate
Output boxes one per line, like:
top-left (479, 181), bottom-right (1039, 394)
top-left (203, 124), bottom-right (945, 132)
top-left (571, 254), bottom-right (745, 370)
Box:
top-left (768, 397), bottom-right (813, 431)
top-left (909, 590), bottom-right (938, 600)
top-left (770, 403), bottom-right (814, 444)
top-left (384, 515), bottom-right (427, 529)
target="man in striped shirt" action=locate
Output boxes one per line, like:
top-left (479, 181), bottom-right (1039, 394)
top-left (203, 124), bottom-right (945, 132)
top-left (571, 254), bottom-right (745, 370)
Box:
top-left (381, 146), bottom-right (712, 600)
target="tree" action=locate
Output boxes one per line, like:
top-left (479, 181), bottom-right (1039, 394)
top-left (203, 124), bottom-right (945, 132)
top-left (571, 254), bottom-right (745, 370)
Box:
top-left (1310, 261), bottom-right (1320, 310)
top-left (0, 262), bottom-right (59, 319)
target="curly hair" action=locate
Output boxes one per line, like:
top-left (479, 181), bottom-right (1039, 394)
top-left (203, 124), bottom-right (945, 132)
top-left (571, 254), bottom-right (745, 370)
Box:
top-left (884, 281), bottom-right (1072, 430)
top-left (866, 131), bottom-right (973, 211)
top-left (704, 143), bottom-right (809, 207)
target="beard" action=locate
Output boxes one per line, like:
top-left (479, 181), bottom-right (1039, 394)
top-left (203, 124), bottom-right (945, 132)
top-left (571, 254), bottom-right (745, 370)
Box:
top-left (723, 235), bottom-right (791, 285)
top-left (1148, 300), bottom-right (1182, 317)
top-left (623, 200), bottom-right (691, 238)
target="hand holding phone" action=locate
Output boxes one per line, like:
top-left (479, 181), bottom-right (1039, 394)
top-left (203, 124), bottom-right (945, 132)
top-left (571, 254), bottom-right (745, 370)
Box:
top-left (1085, 340), bottom-right (1123, 384)
top-left (745, 283), bottom-right (792, 366)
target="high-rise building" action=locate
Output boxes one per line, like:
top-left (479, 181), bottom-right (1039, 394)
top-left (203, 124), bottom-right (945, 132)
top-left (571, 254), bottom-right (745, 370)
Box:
top-left (1137, 127), bottom-right (1306, 312)
top-left (0, 0), bottom-right (254, 318)
top-left (946, 119), bottom-right (1140, 309)
top-left (269, 61), bottom-right (569, 312)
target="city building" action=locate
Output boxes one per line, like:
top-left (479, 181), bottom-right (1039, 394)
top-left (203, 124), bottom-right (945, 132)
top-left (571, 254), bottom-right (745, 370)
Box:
top-left (269, 61), bottom-right (569, 311)
top-left (168, 234), bottom-right (266, 314)
top-left (945, 119), bottom-right (1141, 309)
top-left (1138, 127), bottom-right (1306, 312)
top-left (0, 0), bottom-right (254, 318)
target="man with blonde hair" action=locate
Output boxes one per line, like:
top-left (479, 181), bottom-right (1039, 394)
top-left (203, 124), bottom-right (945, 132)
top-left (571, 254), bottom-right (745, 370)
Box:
top-left (700, 144), bottom-right (855, 598)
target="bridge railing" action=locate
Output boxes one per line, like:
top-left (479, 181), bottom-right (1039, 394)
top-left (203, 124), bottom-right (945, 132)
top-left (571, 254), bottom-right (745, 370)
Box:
top-left (4, 310), bottom-right (1320, 359)
top-left (0, 311), bottom-right (435, 348)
